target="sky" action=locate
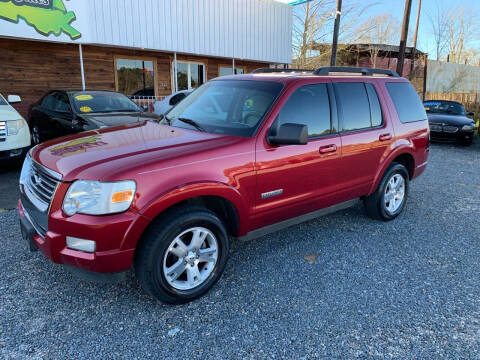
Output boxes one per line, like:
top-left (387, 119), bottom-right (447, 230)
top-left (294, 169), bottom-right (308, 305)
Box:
top-left (290, 0), bottom-right (480, 58)
top-left (362, 0), bottom-right (480, 56)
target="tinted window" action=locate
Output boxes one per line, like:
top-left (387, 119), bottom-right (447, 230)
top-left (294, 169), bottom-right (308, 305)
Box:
top-left (0, 95), bottom-right (7, 106)
top-left (386, 82), bottom-right (427, 123)
top-left (366, 83), bottom-right (383, 127)
top-left (335, 83), bottom-right (371, 131)
top-left (166, 80), bottom-right (284, 137)
top-left (276, 84), bottom-right (331, 137)
top-left (54, 93), bottom-right (71, 112)
top-left (41, 93), bottom-right (56, 110)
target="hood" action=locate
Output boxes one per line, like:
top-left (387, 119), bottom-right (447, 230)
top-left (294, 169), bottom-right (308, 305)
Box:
top-left (0, 105), bottom-right (23, 121)
top-left (78, 112), bottom-right (160, 127)
top-left (427, 113), bottom-right (474, 126)
top-left (32, 121), bottom-right (241, 181)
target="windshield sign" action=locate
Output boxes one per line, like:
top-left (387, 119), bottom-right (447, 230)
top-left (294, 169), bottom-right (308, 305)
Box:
top-left (165, 80), bottom-right (284, 137)
top-left (424, 101), bottom-right (466, 116)
top-left (71, 91), bottom-right (141, 114)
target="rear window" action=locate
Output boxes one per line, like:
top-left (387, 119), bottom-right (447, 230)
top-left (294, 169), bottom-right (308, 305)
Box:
top-left (386, 82), bottom-right (427, 123)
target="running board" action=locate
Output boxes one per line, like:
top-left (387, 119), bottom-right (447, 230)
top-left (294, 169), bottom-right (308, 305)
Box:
top-left (237, 199), bottom-right (360, 241)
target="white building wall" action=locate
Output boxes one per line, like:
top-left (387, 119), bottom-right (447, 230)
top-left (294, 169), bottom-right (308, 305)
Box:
top-left (0, 0), bottom-right (292, 63)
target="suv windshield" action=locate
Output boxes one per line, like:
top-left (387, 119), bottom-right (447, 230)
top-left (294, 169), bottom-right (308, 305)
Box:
top-left (424, 101), bottom-right (466, 116)
top-left (71, 91), bottom-right (142, 114)
top-left (165, 80), bottom-right (284, 137)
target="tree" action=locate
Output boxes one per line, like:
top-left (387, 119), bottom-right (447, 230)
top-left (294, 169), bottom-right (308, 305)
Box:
top-left (356, 14), bottom-right (400, 67)
top-left (292, 0), bottom-right (375, 68)
top-left (445, 6), bottom-right (479, 64)
top-left (427, 1), bottom-right (449, 61)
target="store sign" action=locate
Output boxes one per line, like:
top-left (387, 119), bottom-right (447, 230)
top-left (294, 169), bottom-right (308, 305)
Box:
top-left (0, 0), bottom-right (53, 9)
top-left (0, 0), bottom-right (81, 40)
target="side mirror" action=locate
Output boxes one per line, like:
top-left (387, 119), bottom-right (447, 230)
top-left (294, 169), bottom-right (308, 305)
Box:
top-left (467, 112), bottom-right (475, 118)
top-left (7, 95), bottom-right (21, 104)
top-left (267, 123), bottom-right (308, 146)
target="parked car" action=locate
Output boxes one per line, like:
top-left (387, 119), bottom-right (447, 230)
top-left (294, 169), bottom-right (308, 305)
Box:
top-left (424, 100), bottom-right (476, 146)
top-left (19, 67), bottom-right (430, 304)
top-left (153, 90), bottom-right (192, 116)
top-left (28, 90), bottom-right (161, 145)
top-left (0, 93), bottom-right (31, 162)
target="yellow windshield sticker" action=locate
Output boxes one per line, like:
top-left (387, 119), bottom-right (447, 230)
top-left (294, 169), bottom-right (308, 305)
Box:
top-left (424, 107), bottom-right (430, 111)
top-left (75, 94), bottom-right (93, 101)
top-left (79, 106), bottom-right (92, 113)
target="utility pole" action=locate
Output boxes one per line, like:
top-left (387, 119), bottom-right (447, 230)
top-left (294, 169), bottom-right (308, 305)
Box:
top-left (409, 0), bottom-right (422, 79)
top-left (396, 0), bottom-right (413, 76)
top-left (330, 0), bottom-right (342, 66)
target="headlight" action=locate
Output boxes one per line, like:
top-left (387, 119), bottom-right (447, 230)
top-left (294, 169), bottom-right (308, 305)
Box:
top-left (63, 180), bottom-right (136, 216)
top-left (19, 154), bottom-right (32, 186)
top-left (7, 119), bottom-right (25, 136)
top-left (461, 124), bottom-right (475, 131)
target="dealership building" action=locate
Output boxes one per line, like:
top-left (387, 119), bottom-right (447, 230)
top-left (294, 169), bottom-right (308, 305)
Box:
top-left (0, 0), bottom-right (292, 117)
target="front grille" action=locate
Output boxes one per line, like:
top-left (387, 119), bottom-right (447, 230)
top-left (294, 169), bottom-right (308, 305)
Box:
top-left (27, 161), bottom-right (60, 205)
top-left (429, 124), bottom-right (459, 133)
top-left (0, 121), bottom-right (6, 140)
top-left (443, 126), bottom-right (459, 133)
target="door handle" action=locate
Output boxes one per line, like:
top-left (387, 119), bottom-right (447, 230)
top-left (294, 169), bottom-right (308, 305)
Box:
top-left (379, 133), bottom-right (392, 141)
top-left (319, 144), bottom-right (337, 154)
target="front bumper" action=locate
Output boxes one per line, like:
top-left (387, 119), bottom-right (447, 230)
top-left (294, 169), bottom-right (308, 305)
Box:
top-left (0, 145), bottom-right (29, 160)
top-left (430, 128), bottom-right (474, 142)
top-left (18, 198), bottom-right (150, 274)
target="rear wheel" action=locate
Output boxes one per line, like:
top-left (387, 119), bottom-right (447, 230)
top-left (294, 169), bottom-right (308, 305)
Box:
top-left (135, 205), bottom-right (229, 304)
top-left (364, 163), bottom-right (409, 221)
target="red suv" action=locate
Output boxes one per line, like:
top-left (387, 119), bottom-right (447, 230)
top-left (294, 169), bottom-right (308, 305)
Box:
top-left (19, 67), bottom-right (430, 304)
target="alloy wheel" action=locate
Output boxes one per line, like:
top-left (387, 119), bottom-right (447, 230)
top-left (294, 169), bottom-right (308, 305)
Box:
top-left (162, 227), bottom-right (218, 291)
top-left (384, 174), bottom-right (406, 214)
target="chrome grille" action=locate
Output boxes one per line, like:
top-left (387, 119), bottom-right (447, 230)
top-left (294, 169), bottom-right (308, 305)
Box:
top-left (27, 161), bottom-right (60, 205)
top-left (443, 126), bottom-right (459, 133)
top-left (0, 121), bottom-right (6, 141)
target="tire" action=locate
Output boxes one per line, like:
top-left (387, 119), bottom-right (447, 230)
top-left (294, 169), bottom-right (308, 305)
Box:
top-left (135, 205), bottom-right (230, 304)
top-left (31, 124), bottom-right (42, 145)
top-left (364, 163), bottom-right (409, 221)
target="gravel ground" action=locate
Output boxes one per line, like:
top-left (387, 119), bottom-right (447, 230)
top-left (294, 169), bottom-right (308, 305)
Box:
top-left (1, 142), bottom-right (479, 359)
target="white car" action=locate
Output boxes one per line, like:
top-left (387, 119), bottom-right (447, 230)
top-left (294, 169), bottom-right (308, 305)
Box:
top-left (153, 90), bottom-right (192, 116)
top-left (0, 94), bottom-right (31, 162)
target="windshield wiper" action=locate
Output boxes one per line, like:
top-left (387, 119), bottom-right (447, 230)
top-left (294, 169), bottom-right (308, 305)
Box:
top-left (176, 117), bottom-right (206, 132)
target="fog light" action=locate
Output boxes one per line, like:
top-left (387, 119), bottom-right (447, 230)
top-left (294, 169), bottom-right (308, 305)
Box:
top-left (66, 237), bottom-right (96, 253)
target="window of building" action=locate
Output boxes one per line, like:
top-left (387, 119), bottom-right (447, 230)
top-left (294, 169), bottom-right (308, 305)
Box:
top-left (219, 66), bottom-right (246, 77)
top-left (334, 82), bottom-right (372, 132)
top-left (386, 82), bottom-right (427, 123)
top-left (115, 58), bottom-right (156, 97)
top-left (175, 61), bottom-right (205, 91)
top-left (275, 84), bottom-right (332, 138)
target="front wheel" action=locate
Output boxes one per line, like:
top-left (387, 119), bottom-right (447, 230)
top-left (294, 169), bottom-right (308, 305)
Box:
top-left (364, 163), bottom-right (409, 221)
top-left (135, 206), bottom-right (230, 304)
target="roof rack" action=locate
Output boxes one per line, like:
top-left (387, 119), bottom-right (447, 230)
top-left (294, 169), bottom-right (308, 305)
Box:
top-left (252, 68), bottom-right (313, 74)
top-left (313, 66), bottom-right (400, 77)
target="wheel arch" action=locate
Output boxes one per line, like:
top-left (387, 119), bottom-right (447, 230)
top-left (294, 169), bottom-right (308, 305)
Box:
top-left (121, 183), bottom-right (248, 251)
top-left (368, 148), bottom-right (415, 195)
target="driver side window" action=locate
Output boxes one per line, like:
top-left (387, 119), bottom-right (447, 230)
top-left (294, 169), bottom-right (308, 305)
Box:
top-left (274, 84), bottom-right (332, 138)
